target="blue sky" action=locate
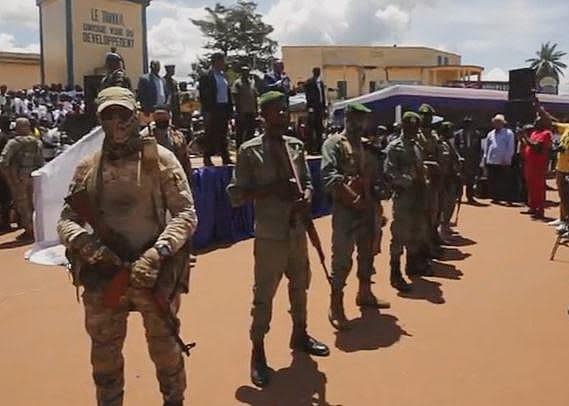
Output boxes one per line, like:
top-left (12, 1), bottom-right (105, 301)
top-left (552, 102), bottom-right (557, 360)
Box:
top-left (2, 0), bottom-right (568, 93)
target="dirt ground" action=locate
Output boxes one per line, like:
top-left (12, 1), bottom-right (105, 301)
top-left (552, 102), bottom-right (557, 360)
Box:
top-left (1, 191), bottom-right (569, 406)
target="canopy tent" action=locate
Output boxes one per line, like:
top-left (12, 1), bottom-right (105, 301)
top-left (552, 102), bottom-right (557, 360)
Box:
top-left (331, 85), bottom-right (569, 125)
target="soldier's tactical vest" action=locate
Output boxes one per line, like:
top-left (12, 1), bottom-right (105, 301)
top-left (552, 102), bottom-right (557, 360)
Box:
top-left (14, 136), bottom-right (40, 176)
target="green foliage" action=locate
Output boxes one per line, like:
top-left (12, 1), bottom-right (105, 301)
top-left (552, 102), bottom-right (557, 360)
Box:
top-left (526, 42), bottom-right (567, 81)
top-left (190, 1), bottom-right (278, 79)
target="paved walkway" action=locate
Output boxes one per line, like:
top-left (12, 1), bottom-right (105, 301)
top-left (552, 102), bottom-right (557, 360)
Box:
top-left (1, 193), bottom-right (569, 405)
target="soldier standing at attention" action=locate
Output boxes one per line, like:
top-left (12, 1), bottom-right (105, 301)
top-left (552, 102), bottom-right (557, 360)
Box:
top-left (438, 121), bottom-right (462, 239)
top-left (141, 104), bottom-right (192, 180)
top-left (57, 87), bottom-right (197, 406)
top-left (100, 51), bottom-right (132, 91)
top-left (417, 104), bottom-right (444, 262)
top-left (321, 102), bottom-right (391, 331)
top-left (0, 117), bottom-right (44, 240)
top-left (227, 91), bottom-right (329, 388)
top-left (384, 112), bottom-right (427, 290)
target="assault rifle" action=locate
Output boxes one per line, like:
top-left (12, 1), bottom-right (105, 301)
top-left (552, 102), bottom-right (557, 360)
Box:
top-left (65, 189), bottom-right (195, 356)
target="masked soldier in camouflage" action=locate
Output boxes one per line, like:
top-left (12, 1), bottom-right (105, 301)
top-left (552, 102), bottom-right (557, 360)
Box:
top-left (384, 112), bottom-right (428, 289)
top-left (100, 52), bottom-right (132, 91)
top-left (57, 87), bottom-right (197, 406)
top-left (438, 121), bottom-right (462, 238)
top-left (417, 103), bottom-right (444, 265)
top-left (0, 117), bottom-right (44, 240)
top-left (321, 102), bottom-right (391, 331)
top-left (227, 91), bottom-right (329, 388)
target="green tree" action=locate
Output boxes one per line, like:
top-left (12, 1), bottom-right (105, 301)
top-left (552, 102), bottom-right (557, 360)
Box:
top-left (526, 42), bottom-right (567, 84)
top-left (190, 1), bottom-right (277, 78)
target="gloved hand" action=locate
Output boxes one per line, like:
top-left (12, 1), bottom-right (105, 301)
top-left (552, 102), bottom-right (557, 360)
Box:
top-left (130, 247), bottom-right (161, 289)
top-left (71, 233), bottom-right (122, 267)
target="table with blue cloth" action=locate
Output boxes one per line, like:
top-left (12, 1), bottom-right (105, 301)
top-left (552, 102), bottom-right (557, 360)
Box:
top-left (190, 158), bottom-right (331, 251)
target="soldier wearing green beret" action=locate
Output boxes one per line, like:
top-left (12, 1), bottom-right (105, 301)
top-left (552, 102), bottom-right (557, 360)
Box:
top-left (321, 102), bottom-right (391, 330)
top-left (438, 121), bottom-right (463, 238)
top-left (417, 103), bottom-right (444, 267)
top-left (383, 112), bottom-right (428, 289)
top-left (227, 91), bottom-right (329, 388)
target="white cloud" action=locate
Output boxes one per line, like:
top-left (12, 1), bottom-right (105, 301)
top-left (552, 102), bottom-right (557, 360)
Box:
top-left (0, 33), bottom-right (39, 53)
top-left (483, 67), bottom-right (508, 82)
top-left (0, 2), bottom-right (38, 29)
top-left (147, 4), bottom-right (207, 77)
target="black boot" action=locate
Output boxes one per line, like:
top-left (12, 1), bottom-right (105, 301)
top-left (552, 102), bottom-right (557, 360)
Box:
top-left (328, 288), bottom-right (350, 330)
top-left (164, 401), bottom-right (183, 406)
top-left (250, 339), bottom-right (270, 388)
top-left (417, 254), bottom-right (434, 277)
top-left (356, 280), bottom-right (391, 309)
top-left (390, 258), bottom-right (412, 293)
top-left (290, 325), bottom-right (330, 357)
top-left (405, 252), bottom-right (419, 277)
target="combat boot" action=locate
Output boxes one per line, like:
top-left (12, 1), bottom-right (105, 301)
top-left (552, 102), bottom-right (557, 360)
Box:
top-left (328, 288), bottom-right (350, 330)
top-left (356, 280), bottom-right (391, 309)
top-left (250, 339), bottom-right (270, 388)
top-left (390, 258), bottom-right (412, 293)
top-left (290, 324), bottom-right (330, 357)
top-left (417, 254), bottom-right (434, 277)
top-left (164, 401), bottom-right (183, 406)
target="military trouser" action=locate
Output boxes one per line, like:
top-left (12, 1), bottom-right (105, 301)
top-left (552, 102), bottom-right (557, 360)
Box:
top-left (390, 201), bottom-right (427, 259)
top-left (250, 232), bottom-right (311, 341)
top-left (83, 287), bottom-right (186, 406)
top-left (12, 174), bottom-right (33, 233)
top-left (440, 181), bottom-right (460, 225)
top-left (330, 203), bottom-right (377, 290)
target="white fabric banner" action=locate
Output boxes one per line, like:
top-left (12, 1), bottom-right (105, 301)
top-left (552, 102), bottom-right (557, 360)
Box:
top-left (28, 126), bottom-right (104, 265)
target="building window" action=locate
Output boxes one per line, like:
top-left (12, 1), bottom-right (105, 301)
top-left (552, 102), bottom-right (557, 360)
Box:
top-left (337, 81), bottom-right (347, 99)
top-left (369, 81), bottom-right (377, 93)
top-left (438, 56), bottom-right (443, 65)
top-left (444, 56), bottom-right (449, 65)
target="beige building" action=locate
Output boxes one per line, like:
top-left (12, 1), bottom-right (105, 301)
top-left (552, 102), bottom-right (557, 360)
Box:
top-left (37, 0), bottom-right (151, 86)
top-left (0, 52), bottom-right (41, 89)
top-left (282, 45), bottom-right (484, 100)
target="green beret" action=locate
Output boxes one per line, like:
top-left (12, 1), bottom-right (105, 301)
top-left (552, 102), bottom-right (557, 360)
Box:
top-left (346, 102), bottom-right (371, 114)
top-left (259, 91), bottom-right (286, 109)
top-left (96, 86), bottom-right (137, 113)
top-left (418, 103), bottom-right (436, 114)
top-left (402, 111), bottom-right (421, 122)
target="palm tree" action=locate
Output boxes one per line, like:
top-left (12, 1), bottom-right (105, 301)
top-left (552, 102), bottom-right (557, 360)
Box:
top-left (526, 42), bottom-right (567, 81)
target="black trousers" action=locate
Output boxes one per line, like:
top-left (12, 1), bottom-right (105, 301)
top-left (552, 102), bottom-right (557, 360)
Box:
top-left (204, 105), bottom-right (231, 162)
top-left (235, 113), bottom-right (256, 149)
top-left (307, 109), bottom-right (325, 154)
top-left (487, 164), bottom-right (514, 202)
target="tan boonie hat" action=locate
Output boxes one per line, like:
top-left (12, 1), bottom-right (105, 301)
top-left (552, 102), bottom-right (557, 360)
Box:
top-left (96, 86), bottom-right (137, 113)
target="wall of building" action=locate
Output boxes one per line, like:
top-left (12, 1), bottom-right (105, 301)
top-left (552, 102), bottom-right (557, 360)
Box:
top-left (0, 58), bottom-right (41, 89)
top-left (72, 0), bottom-right (145, 86)
top-left (41, 0), bottom-right (68, 85)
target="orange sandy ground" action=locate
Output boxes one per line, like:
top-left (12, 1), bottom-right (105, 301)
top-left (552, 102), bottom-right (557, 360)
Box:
top-left (1, 191), bottom-right (569, 406)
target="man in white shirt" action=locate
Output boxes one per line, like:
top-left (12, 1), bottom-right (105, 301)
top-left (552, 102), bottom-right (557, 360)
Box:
top-left (483, 114), bottom-right (515, 204)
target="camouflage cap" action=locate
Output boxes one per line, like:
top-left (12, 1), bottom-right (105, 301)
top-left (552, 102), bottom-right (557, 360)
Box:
top-left (346, 102), bottom-right (372, 114)
top-left (402, 111), bottom-right (422, 123)
top-left (96, 86), bottom-right (137, 113)
top-left (418, 103), bottom-right (436, 114)
top-left (259, 91), bottom-right (286, 109)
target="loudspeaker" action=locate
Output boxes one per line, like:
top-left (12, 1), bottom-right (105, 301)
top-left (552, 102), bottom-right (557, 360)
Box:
top-left (505, 100), bottom-right (535, 126)
top-left (508, 68), bottom-right (536, 100)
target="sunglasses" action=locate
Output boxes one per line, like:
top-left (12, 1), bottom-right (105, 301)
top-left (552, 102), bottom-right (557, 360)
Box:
top-left (100, 108), bottom-right (134, 122)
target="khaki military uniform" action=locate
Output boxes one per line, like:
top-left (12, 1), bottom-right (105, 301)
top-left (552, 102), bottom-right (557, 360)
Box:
top-left (417, 128), bottom-right (443, 245)
top-left (321, 133), bottom-right (383, 289)
top-left (57, 142), bottom-right (197, 406)
top-left (100, 69), bottom-right (132, 91)
top-left (0, 135), bottom-right (44, 234)
top-left (439, 138), bottom-right (462, 226)
top-left (385, 136), bottom-right (429, 259)
top-left (227, 135), bottom-right (313, 341)
top-left (142, 124), bottom-right (192, 180)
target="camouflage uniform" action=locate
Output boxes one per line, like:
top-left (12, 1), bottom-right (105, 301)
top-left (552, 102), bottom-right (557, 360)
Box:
top-left (57, 88), bottom-right (197, 406)
top-left (0, 134), bottom-right (44, 235)
top-left (227, 134), bottom-right (313, 341)
top-left (141, 124), bottom-right (192, 180)
top-left (100, 69), bottom-right (132, 91)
